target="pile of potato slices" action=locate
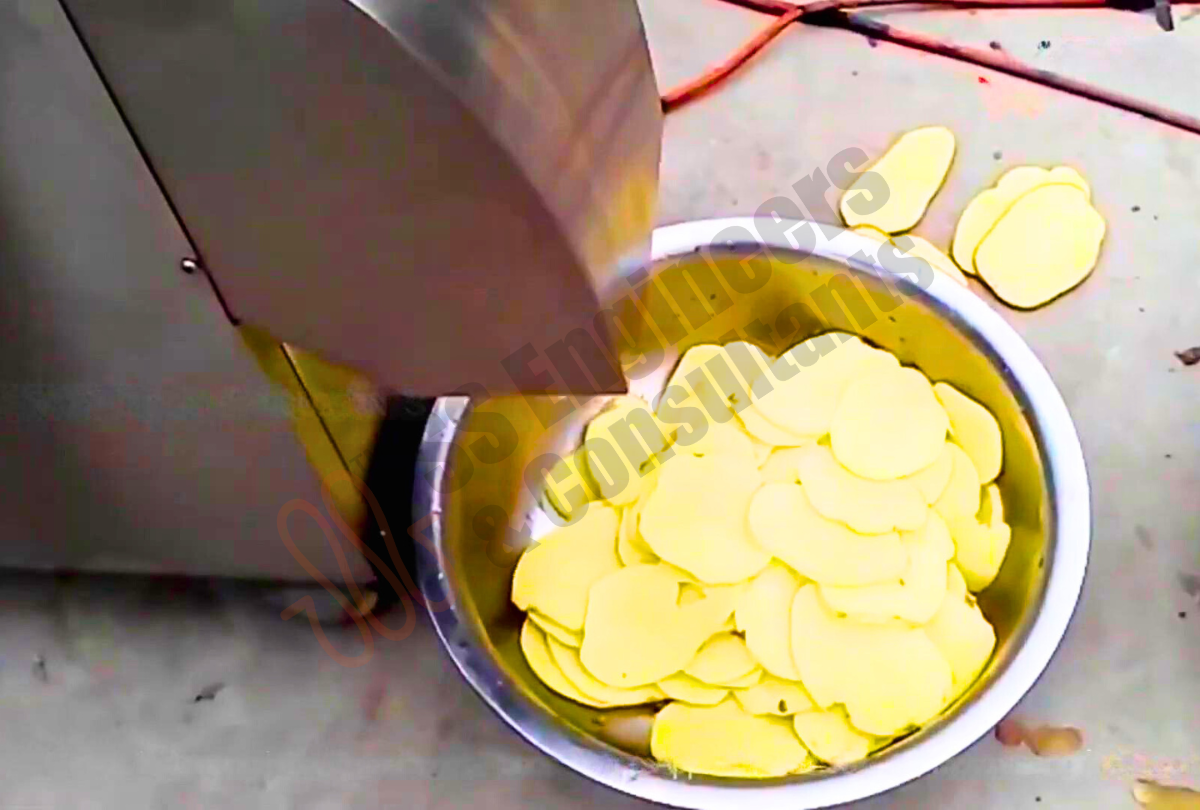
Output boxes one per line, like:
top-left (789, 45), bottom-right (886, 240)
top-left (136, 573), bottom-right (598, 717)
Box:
top-left (512, 336), bottom-right (1012, 778)
top-left (840, 125), bottom-right (1105, 308)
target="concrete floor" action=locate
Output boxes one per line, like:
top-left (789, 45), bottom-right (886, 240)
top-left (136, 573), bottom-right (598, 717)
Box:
top-left (2, 1), bottom-right (1199, 807)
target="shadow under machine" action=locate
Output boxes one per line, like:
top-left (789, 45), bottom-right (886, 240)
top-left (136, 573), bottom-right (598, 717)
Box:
top-left (0, 0), bottom-right (662, 582)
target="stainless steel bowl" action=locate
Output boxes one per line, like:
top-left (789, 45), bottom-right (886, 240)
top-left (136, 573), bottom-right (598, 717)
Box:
top-left (415, 218), bottom-right (1089, 808)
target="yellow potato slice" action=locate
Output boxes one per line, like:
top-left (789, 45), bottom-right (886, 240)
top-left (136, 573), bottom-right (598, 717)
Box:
top-left (581, 564), bottom-right (739, 686)
top-left (546, 634), bottom-right (665, 707)
top-left (978, 482), bottom-right (1004, 524)
top-left (520, 618), bottom-right (610, 708)
top-left (659, 673), bottom-right (729, 706)
top-left (529, 611), bottom-right (583, 648)
top-left (818, 512), bottom-right (954, 624)
top-left (974, 184), bottom-right (1106, 309)
top-left (749, 484), bottom-right (907, 586)
top-left (757, 446), bottom-right (805, 485)
top-left (651, 699), bottom-right (810, 778)
top-left (950, 165), bottom-right (1090, 274)
top-left (852, 224), bottom-right (891, 243)
top-left (924, 566), bottom-right (996, 695)
top-left (541, 452), bottom-right (595, 523)
top-left (830, 366), bottom-right (949, 480)
top-left (790, 585), bottom-right (953, 736)
top-left (658, 343), bottom-right (767, 426)
top-left (792, 708), bottom-right (872, 766)
top-left (583, 396), bottom-right (671, 507)
top-left (947, 515), bottom-right (1012, 592)
top-left (640, 454), bottom-right (770, 584)
top-left (840, 126), bottom-right (956, 234)
top-left (684, 632), bottom-right (759, 686)
top-left (932, 444), bottom-right (982, 521)
top-left (736, 562), bottom-right (803, 680)
top-left (901, 442), bottom-right (955, 504)
top-left (716, 668), bottom-right (764, 689)
top-left (738, 405), bottom-right (815, 448)
top-left (753, 335), bottom-right (899, 439)
top-left (683, 416), bottom-right (757, 462)
top-left (749, 435), bottom-right (774, 466)
top-left (734, 676), bottom-right (814, 716)
top-left (618, 503), bottom-right (658, 566)
top-left (793, 444), bottom-right (928, 534)
top-left (892, 234), bottom-right (969, 286)
top-left (511, 505), bottom-right (622, 631)
top-left (934, 383), bottom-right (1002, 483)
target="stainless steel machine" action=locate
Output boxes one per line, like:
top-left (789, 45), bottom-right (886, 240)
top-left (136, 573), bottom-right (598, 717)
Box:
top-left (0, 0), bottom-right (661, 580)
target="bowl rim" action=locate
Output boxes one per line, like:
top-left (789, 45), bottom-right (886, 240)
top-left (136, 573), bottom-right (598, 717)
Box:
top-left (416, 218), bottom-right (1090, 809)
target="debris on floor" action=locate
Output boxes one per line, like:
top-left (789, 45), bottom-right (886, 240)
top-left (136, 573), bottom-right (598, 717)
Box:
top-left (1174, 347), bottom-right (1200, 366)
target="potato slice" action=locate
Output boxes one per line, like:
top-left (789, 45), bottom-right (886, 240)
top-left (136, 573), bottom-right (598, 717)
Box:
top-left (978, 483), bottom-right (1004, 524)
top-left (794, 444), bottom-right (928, 534)
top-left (840, 126), bottom-right (956, 234)
top-left (738, 405), bottom-right (815, 448)
top-left (640, 454), bottom-right (770, 584)
top-left (520, 618), bottom-right (610, 708)
top-left (659, 674), bottom-right (729, 706)
top-left (974, 184), bottom-right (1106, 309)
top-left (685, 632), bottom-right (759, 685)
top-left (950, 165), bottom-right (1090, 274)
top-left (790, 585), bottom-right (953, 736)
top-left (924, 566), bottom-right (996, 695)
top-left (948, 515), bottom-right (1012, 592)
top-left (752, 334), bottom-right (898, 439)
top-left (934, 383), bottom-right (1002, 483)
top-left (901, 442), bottom-right (955, 504)
top-left (792, 708), bottom-right (872, 766)
top-left (734, 676), bottom-right (814, 716)
top-left (583, 396), bottom-right (671, 507)
top-left (651, 699), bottom-right (810, 778)
top-left (581, 564), bottom-right (739, 686)
top-left (529, 611), bottom-right (583, 648)
top-left (749, 484), bottom-right (907, 586)
top-left (818, 512), bottom-right (954, 624)
top-left (736, 562), bottom-right (803, 680)
top-left (683, 416), bottom-right (757, 462)
top-left (749, 435), bottom-right (774, 466)
top-left (933, 444), bottom-right (982, 520)
top-left (658, 343), bottom-right (765, 426)
top-left (757, 446), bottom-right (804, 485)
top-left (830, 366), bottom-right (949, 480)
top-left (546, 634), bottom-right (665, 707)
top-left (511, 505), bottom-right (622, 631)
top-left (893, 234), bottom-right (968, 286)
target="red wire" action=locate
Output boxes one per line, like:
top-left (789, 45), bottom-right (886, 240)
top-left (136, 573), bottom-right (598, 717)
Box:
top-left (661, 0), bottom-right (1200, 138)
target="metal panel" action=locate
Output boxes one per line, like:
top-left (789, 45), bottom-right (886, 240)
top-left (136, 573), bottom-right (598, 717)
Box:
top-left (60, 0), bottom-right (663, 397)
top-left (0, 0), bottom-right (373, 582)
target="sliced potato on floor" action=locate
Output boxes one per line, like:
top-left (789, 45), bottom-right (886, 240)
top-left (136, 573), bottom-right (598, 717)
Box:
top-left (974, 184), bottom-right (1105, 309)
top-left (749, 484), bottom-right (907, 587)
top-left (651, 699), bottom-right (810, 778)
top-left (924, 566), bottom-right (996, 695)
top-left (520, 618), bottom-right (610, 708)
top-left (790, 585), bottom-right (953, 736)
top-left (734, 676), bottom-right (814, 716)
top-left (511, 505), bottom-right (622, 631)
top-left (546, 634), bottom-right (665, 707)
top-left (736, 562), bottom-right (804, 680)
top-left (793, 708), bottom-right (872, 766)
top-left (684, 632), bottom-right (759, 686)
top-left (753, 334), bottom-right (898, 439)
top-left (840, 126), bottom-right (956, 234)
top-left (794, 444), bottom-right (928, 534)
top-left (933, 444), bottom-right (982, 521)
top-left (581, 564), bottom-right (739, 687)
top-left (934, 383), bottom-right (1002, 483)
top-left (529, 611), bottom-right (583, 648)
top-left (892, 234), bottom-right (968, 286)
top-left (901, 442), bottom-right (955, 504)
top-left (818, 512), bottom-right (953, 624)
top-left (737, 404), bottom-right (816, 448)
top-left (948, 515), bottom-right (1012, 592)
top-left (831, 366), bottom-right (948, 480)
top-left (659, 673), bottom-right (729, 706)
top-left (950, 165), bottom-right (1091, 274)
top-left (640, 454), bottom-right (770, 584)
